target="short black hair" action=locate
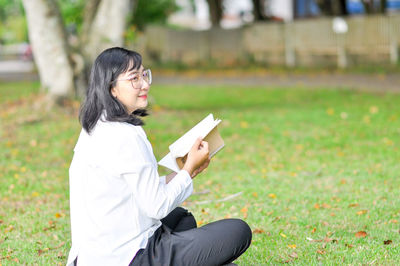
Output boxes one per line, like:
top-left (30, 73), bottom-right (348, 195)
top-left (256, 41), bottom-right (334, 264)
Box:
top-left (79, 47), bottom-right (148, 133)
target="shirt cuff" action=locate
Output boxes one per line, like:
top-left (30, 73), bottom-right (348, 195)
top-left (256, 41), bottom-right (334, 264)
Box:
top-left (178, 169), bottom-right (192, 186)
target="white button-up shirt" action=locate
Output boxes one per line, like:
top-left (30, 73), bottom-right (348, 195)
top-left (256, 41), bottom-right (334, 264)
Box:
top-left (66, 118), bottom-right (193, 266)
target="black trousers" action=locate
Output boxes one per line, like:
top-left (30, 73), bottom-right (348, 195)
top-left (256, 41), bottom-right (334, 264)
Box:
top-left (129, 207), bottom-right (252, 266)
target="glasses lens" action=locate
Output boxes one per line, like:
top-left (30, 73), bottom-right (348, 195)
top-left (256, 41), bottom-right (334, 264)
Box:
top-left (145, 69), bottom-right (152, 85)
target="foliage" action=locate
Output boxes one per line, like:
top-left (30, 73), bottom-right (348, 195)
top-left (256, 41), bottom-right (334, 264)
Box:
top-left (0, 0), bottom-right (26, 44)
top-left (1, 81), bottom-right (400, 264)
top-left (0, 0), bottom-right (22, 22)
top-left (58, 0), bottom-right (85, 34)
top-left (0, 0), bottom-right (178, 44)
top-left (131, 0), bottom-right (179, 30)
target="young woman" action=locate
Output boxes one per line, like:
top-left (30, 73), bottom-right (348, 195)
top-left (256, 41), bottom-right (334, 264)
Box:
top-left (66, 47), bottom-right (252, 266)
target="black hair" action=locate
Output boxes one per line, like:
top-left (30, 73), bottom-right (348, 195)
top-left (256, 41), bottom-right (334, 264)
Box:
top-left (79, 47), bottom-right (148, 133)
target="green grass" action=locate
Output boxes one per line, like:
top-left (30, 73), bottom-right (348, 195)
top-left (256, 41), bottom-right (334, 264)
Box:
top-left (1, 81), bottom-right (400, 265)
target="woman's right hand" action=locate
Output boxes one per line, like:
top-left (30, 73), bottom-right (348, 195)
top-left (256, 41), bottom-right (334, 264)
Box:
top-left (183, 137), bottom-right (209, 178)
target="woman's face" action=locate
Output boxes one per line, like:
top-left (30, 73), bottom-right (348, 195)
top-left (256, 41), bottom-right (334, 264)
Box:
top-left (111, 65), bottom-right (150, 114)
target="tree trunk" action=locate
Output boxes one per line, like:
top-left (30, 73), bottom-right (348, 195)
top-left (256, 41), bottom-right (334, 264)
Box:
top-left (380, 0), bottom-right (387, 13)
top-left (22, 0), bottom-right (74, 98)
top-left (206, 0), bottom-right (223, 27)
top-left (361, 0), bottom-right (373, 14)
top-left (85, 0), bottom-right (132, 61)
top-left (339, 0), bottom-right (348, 15)
top-left (315, 0), bottom-right (333, 16)
top-left (81, 0), bottom-right (102, 45)
top-left (22, 0), bottom-right (134, 100)
top-left (252, 0), bottom-right (266, 21)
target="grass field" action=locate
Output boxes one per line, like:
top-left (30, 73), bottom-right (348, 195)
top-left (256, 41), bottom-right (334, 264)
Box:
top-left (1, 81), bottom-right (400, 265)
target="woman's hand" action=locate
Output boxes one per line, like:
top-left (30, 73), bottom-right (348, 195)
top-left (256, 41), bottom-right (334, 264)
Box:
top-left (183, 137), bottom-right (209, 178)
top-left (191, 158), bottom-right (210, 178)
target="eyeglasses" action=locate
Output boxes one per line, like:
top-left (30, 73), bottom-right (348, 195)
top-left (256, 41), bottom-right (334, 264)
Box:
top-left (113, 69), bottom-right (152, 89)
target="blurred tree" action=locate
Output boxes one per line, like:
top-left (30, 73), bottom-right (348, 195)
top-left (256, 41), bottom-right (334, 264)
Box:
top-left (206, 0), bottom-right (223, 27)
top-left (361, 0), bottom-right (387, 13)
top-left (252, 0), bottom-right (267, 21)
top-left (131, 0), bottom-right (178, 30)
top-left (314, 0), bottom-right (348, 16)
top-left (21, 0), bottom-right (177, 101)
top-left (22, 0), bottom-right (132, 101)
top-left (0, 0), bottom-right (27, 43)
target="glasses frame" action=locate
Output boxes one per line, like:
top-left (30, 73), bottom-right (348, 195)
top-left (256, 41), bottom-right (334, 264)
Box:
top-left (112, 69), bottom-right (152, 89)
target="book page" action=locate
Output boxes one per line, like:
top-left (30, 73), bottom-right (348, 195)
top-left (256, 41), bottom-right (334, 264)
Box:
top-left (158, 113), bottom-right (224, 172)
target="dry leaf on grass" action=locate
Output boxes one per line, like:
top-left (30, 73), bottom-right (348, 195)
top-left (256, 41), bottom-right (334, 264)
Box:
top-left (355, 231), bottom-right (367, 238)
top-left (253, 228), bottom-right (265, 234)
top-left (289, 252), bottom-right (298, 258)
top-left (383, 240), bottom-right (392, 245)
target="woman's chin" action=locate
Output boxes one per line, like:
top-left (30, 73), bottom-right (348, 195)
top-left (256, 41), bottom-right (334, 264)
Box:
top-left (135, 101), bottom-right (148, 110)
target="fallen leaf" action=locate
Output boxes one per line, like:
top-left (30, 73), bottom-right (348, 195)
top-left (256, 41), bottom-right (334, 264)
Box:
top-left (356, 210), bottom-right (368, 215)
top-left (253, 228), bottom-right (265, 234)
top-left (268, 193), bottom-right (276, 199)
top-left (240, 207), bottom-right (248, 213)
top-left (355, 231), bottom-right (367, 238)
top-left (43, 224), bottom-right (56, 231)
top-left (240, 207), bottom-right (248, 219)
top-left (4, 225), bottom-right (14, 233)
top-left (201, 208), bottom-right (209, 215)
top-left (316, 250), bottom-right (325, 255)
top-left (287, 244), bottom-right (296, 249)
top-left (383, 240), bottom-right (392, 245)
top-left (345, 243), bottom-right (354, 248)
top-left (38, 247), bottom-right (49, 256)
top-left (280, 233), bottom-right (287, 238)
top-left (322, 203), bottom-right (331, 209)
top-left (289, 252), bottom-right (298, 258)
top-left (348, 203), bottom-right (359, 208)
top-left (311, 227), bottom-right (316, 234)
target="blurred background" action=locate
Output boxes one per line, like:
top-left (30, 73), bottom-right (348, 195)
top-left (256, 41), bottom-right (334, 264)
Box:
top-left (0, 0), bottom-right (400, 97)
top-left (1, 1), bottom-right (400, 265)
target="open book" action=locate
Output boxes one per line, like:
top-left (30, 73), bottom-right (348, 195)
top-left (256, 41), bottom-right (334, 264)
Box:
top-left (158, 114), bottom-right (224, 172)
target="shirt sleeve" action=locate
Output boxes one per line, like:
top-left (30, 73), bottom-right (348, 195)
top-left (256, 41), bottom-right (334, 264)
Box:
top-left (122, 166), bottom-right (193, 220)
top-left (159, 175), bottom-right (166, 184)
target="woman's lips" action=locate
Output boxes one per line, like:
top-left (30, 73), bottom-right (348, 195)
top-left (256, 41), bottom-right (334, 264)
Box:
top-left (139, 95), bottom-right (147, 99)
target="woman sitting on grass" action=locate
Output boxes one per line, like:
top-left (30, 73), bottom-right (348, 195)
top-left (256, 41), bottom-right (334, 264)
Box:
top-left (66, 47), bottom-right (252, 266)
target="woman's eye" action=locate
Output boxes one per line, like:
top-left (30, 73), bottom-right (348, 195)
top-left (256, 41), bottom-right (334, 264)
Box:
top-left (130, 76), bottom-right (139, 81)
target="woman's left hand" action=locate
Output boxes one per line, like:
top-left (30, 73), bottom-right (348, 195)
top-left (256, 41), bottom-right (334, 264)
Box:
top-left (191, 158), bottom-right (211, 178)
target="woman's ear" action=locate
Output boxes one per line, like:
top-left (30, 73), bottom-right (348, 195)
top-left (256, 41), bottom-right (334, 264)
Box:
top-left (110, 87), bottom-right (118, 98)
